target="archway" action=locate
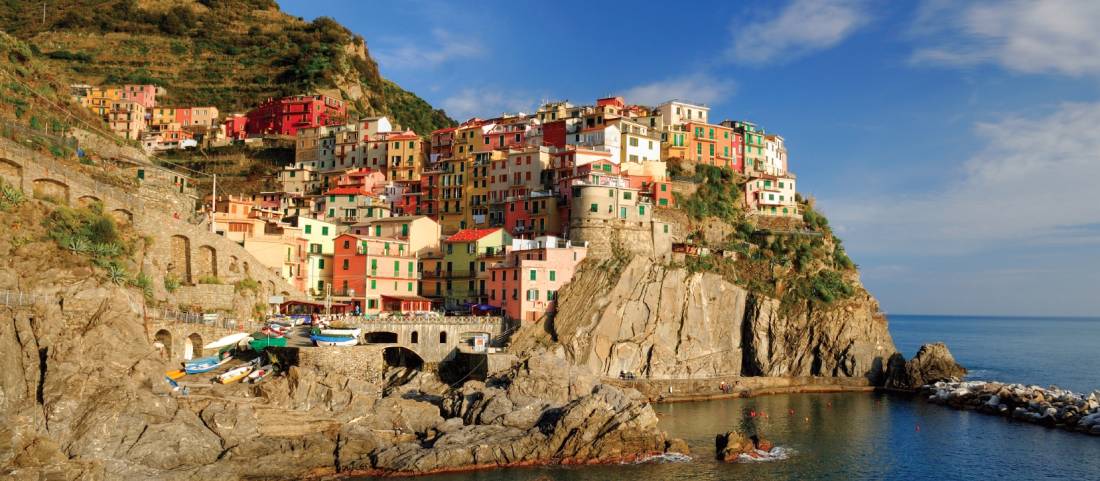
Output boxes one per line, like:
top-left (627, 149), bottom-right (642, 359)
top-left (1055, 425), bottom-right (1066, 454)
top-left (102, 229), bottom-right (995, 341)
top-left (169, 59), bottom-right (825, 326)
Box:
top-left (111, 208), bottom-right (133, 225)
top-left (169, 235), bottom-right (192, 284)
top-left (32, 178), bottom-right (69, 204)
top-left (364, 331), bottom-right (398, 344)
top-left (383, 346), bottom-right (424, 369)
top-left (0, 157), bottom-right (22, 188)
top-left (184, 332), bottom-right (203, 361)
top-left (77, 195), bottom-right (102, 207)
top-left (153, 329), bottom-right (173, 360)
top-left (197, 245), bottom-right (217, 279)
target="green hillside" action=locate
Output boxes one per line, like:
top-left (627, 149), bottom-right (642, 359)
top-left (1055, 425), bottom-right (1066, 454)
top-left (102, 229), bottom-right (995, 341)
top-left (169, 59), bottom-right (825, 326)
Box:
top-left (0, 0), bottom-right (455, 133)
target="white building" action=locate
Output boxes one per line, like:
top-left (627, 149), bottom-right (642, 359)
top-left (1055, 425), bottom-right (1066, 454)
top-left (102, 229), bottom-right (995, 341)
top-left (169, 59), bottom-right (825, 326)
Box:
top-left (619, 118), bottom-right (661, 163)
top-left (654, 100), bottom-right (710, 127)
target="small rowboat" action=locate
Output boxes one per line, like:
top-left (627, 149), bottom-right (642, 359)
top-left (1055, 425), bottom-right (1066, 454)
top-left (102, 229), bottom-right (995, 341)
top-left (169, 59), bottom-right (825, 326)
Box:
top-left (204, 332), bottom-right (250, 350)
top-left (311, 334), bottom-right (358, 347)
top-left (247, 365), bottom-right (275, 383)
top-left (262, 326), bottom-right (289, 337)
top-left (216, 364), bottom-right (254, 384)
top-left (185, 355), bottom-right (232, 374)
top-left (165, 369), bottom-right (186, 380)
top-left (249, 336), bottom-right (288, 351)
top-left (320, 328), bottom-right (361, 337)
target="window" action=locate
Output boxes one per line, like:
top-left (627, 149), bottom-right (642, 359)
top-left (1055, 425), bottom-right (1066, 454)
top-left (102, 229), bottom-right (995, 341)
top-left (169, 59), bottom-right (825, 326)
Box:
top-left (609, 189), bottom-right (615, 197)
top-left (318, 259), bottom-right (325, 269)
top-left (663, 224), bottom-right (669, 233)
top-left (316, 280), bottom-right (324, 291)
top-left (590, 203), bottom-right (598, 213)
top-left (305, 224), bottom-right (312, 234)
top-left (439, 331), bottom-right (447, 343)
top-left (548, 290), bottom-right (557, 301)
top-left (623, 192), bottom-right (632, 200)
top-left (639, 205), bottom-right (646, 216)
top-left (394, 261), bottom-right (400, 273)
top-left (529, 269), bottom-right (537, 281)
top-left (526, 289), bottom-right (538, 301)
top-left (368, 299), bottom-right (377, 309)
top-left (661, 184), bottom-right (667, 192)
top-left (411, 331), bottom-right (419, 344)
top-left (343, 240), bottom-right (350, 249)
top-left (342, 259), bottom-right (349, 270)
top-left (370, 279), bottom-right (377, 289)
top-left (659, 198), bottom-right (668, 206)
top-left (620, 207), bottom-right (627, 218)
top-left (408, 282), bottom-right (414, 291)
top-left (549, 270), bottom-right (556, 281)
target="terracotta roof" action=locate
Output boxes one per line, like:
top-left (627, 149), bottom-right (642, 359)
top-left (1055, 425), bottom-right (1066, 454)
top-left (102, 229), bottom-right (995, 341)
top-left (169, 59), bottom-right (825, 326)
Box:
top-left (324, 187), bottom-right (367, 195)
top-left (445, 228), bottom-right (501, 243)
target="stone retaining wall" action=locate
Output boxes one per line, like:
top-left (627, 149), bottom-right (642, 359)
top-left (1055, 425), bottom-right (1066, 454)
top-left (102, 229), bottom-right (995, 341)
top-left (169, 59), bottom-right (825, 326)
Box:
top-left (0, 137), bottom-right (298, 304)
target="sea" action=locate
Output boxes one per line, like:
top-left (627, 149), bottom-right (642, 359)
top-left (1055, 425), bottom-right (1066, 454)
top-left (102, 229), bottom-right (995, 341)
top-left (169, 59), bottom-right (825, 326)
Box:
top-left (357, 315), bottom-right (1100, 480)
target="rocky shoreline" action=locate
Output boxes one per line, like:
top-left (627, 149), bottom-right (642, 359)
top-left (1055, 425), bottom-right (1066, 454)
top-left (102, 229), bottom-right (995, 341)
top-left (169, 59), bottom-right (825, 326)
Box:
top-left (921, 381), bottom-right (1100, 436)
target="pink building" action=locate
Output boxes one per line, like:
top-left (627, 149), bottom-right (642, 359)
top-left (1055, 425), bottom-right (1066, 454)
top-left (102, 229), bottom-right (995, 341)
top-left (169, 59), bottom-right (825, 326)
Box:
top-left (487, 236), bottom-right (587, 322)
top-left (120, 84), bottom-right (158, 109)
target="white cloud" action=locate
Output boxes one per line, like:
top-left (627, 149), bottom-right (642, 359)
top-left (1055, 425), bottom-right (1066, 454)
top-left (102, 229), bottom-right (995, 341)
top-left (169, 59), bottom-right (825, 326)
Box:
top-left (823, 102), bottom-right (1100, 255)
top-left (440, 88), bottom-right (538, 120)
top-left (911, 0), bottom-right (1100, 76)
top-left (728, 0), bottom-right (870, 64)
top-left (620, 73), bottom-right (735, 106)
top-left (374, 29), bottom-right (484, 70)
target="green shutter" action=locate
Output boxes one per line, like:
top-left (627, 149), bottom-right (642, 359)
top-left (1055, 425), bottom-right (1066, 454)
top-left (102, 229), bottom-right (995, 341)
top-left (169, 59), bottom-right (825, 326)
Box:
top-left (529, 269), bottom-right (536, 281)
top-left (305, 224), bottom-right (312, 234)
top-left (550, 270), bottom-right (556, 281)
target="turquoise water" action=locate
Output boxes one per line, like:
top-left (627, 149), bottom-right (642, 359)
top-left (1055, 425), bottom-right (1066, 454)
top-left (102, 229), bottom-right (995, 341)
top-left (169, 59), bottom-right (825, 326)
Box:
top-left (356, 315), bottom-right (1100, 480)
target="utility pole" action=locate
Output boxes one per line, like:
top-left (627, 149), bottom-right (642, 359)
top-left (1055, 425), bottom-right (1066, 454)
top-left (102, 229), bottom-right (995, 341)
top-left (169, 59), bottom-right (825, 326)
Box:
top-left (210, 173), bottom-right (217, 234)
top-left (325, 283), bottom-right (332, 317)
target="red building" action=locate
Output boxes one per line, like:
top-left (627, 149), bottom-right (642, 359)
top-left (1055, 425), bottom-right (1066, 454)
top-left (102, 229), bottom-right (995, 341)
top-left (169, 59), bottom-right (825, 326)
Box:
top-left (542, 120), bottom-right (568, 148)
top-left (333, 233), bottom-right (367, 301)
top-left (244, 94), bottom-right (347, 137)
top-left (224, 114), bottom-right (248, 140)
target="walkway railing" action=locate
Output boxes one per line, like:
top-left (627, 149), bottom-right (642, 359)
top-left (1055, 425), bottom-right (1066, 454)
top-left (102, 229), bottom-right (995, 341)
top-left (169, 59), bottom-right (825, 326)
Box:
top-left (0, 290), bottom-right (51, 307)
top-left (146, 307), bottom-right (254, 331)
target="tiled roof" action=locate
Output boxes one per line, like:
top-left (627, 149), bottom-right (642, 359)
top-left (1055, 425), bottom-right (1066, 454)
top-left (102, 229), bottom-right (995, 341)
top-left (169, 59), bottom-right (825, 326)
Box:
top-left (445, 228), bottom-right (500, 243)
top-left (324, 187), bottom-right (366, 195)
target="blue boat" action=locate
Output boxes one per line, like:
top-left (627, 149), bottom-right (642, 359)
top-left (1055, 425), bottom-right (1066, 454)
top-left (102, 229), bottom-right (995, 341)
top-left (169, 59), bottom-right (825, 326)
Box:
top-left (310, 334), bottom-right (358, 347)
top-left (184, 355), bottom-right (232, 374)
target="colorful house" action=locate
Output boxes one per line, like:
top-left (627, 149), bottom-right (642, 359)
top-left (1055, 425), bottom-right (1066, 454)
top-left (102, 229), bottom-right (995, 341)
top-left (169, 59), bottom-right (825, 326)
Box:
top-left (244, 94), bottom-right (346, 137)
top-left (487, 236), bottom-right (587, 322)
top-left (442, 228), bottom-right (512, 308)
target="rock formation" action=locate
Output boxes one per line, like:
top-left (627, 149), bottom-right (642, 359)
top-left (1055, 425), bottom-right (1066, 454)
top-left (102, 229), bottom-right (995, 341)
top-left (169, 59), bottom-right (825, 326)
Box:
top-left (521, 257), bottom-right (898, 384)
top-left (0, 274), bottom-right (679, 479)
top-left (885, 342), bottom-right (968, 391)
top-left (922, 381), bottom-right (1100, 436)
top-left (715, 430), bottom-right (773, 462)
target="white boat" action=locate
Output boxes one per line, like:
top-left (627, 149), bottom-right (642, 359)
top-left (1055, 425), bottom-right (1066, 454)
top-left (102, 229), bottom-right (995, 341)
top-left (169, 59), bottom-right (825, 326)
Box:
top-left (247, 365), bottom-right (275, 383)
top-left (320, 328), bottom-right (361, 337)
top-left (204, 332), bottom-right (250, 350)
top-left (216, 364), bottom-right (254, 384)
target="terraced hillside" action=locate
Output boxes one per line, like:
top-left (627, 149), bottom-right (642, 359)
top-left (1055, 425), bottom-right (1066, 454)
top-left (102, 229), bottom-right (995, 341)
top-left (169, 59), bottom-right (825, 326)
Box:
top-left (0, 0), bottom-right (455, 134)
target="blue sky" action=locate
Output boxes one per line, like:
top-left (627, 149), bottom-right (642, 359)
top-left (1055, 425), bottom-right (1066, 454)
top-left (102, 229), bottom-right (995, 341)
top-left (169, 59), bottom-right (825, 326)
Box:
top-left (280, 0), bottom-right (1100, 317)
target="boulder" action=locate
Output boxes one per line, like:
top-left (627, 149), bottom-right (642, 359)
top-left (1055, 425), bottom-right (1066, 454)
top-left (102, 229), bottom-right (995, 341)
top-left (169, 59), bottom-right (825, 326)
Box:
top-left (886, 343), bottom-right (967, 391)
top-left (715, 430), bottom-right (771, 462)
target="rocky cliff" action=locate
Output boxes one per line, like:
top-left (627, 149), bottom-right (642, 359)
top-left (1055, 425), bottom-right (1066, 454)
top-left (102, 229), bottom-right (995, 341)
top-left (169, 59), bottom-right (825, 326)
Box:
top-left (515, 256), bottom-right (898, 385)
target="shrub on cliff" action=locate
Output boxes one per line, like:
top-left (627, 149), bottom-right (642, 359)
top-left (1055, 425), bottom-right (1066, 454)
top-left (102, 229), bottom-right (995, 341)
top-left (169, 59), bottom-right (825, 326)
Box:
top-left (809, 270), bottom-right (855, 303)
top-left (676, 165), bottom-right (741, 221)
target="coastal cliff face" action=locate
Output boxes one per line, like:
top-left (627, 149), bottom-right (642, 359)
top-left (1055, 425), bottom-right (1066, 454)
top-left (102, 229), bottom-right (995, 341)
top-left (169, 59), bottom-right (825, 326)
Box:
top-left (0, 271), bottom-right (676, 479)
top-left (525, 256), bottom-right (898, 384)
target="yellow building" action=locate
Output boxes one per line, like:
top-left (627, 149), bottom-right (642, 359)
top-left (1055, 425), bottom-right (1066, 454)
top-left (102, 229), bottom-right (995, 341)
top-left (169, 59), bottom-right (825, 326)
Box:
top-left (386, 131), bottom-right (424, 182)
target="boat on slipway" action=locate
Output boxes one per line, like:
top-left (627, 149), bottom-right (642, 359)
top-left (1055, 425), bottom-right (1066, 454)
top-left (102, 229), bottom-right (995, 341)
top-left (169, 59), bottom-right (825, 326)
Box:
top-left (204, 332), bottom-right (250, 350)
top-left (311, 334), bottom-right (358, 347)
top-left (216, 364), bottom-right (254, 384)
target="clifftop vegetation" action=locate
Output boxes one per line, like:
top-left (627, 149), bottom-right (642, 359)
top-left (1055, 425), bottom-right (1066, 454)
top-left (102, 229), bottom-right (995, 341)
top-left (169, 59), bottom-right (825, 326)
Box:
top-left (666, 165), bottom-right (861, 310)
top-left (0, 0), bottom-right (455, 134)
